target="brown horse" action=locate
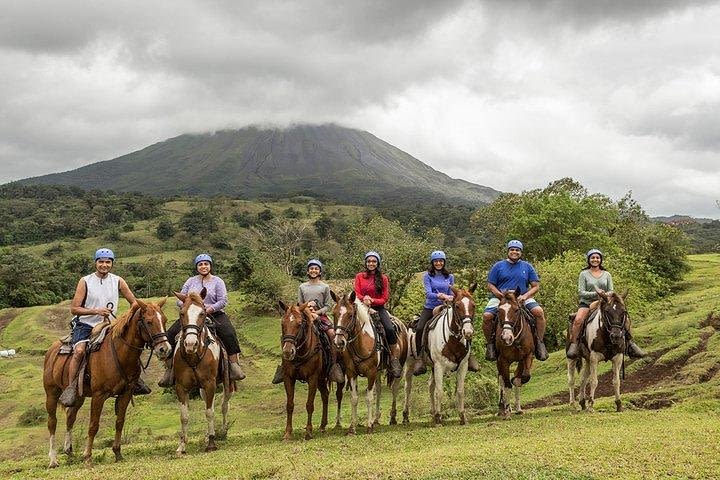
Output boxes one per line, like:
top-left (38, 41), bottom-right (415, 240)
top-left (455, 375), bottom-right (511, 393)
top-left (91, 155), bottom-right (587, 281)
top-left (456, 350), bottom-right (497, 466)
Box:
top-left (567, 291), bottom-right (628, 413)
top-left (404, 285), bottom-right (476, 426)
top-left (331, 290), bottom-right (408, 434)
top-left (43, 299), bottom-right (171, 467)
top-left (173, 292), bottom-right (233, 455)
top-left (495, 290), bottom-right (535, 418)
top-left (278, 301), bottom-right (333, 440)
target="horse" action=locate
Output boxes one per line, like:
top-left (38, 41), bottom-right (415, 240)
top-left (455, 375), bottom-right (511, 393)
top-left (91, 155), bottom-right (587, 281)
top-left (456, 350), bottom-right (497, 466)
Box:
top-left (495, 290), bottom-right (535, 418)
top-left (404, 285), bottom-right (476, 426)
top-left (567, 290), bottom-right (628, 413)
top-left (43, 299), bottom-right (171, 467)
top-left (173, 291), bottom-right (234, 455)
top-left (277, 301), bottom-right (335, 440)
top-left (331, 290), bottom-right (408, 434)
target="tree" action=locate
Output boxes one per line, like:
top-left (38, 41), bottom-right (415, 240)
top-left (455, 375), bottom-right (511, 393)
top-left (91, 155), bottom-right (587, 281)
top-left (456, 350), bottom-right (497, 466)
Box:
top-left (251, 218), bottom-right (311, 276)
top-left (179, 208), bottom-right (217, 236)
top-left (156, 219), bottom-right (176, 240)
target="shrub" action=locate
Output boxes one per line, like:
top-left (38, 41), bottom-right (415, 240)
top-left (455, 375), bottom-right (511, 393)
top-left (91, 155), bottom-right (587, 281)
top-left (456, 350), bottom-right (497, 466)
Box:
top-left (18, 405), bottom-right (47, 426)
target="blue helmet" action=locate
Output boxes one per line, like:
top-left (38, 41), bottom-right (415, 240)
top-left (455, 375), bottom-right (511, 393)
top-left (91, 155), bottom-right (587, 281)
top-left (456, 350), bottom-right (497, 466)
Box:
top-left (430, 250), bottom-right (446, 262)
top-left (94, 248), bottom-right (115, 261)
top-left (307, 259), bottom-right (323, 271)
top-left (586, 249), bottom-right (603, 260)
top-left (364, 251), bottom-right (381, 264)
top-left (507, 240), bottom-right (523, 251)
top-left (194, 253), bottom-right (213, 266)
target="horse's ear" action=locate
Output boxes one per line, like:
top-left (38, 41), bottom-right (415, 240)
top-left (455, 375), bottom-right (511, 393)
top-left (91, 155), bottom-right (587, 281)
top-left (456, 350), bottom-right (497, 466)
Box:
top-left (349, 291), bottom-right (356, 303)
top-left (469, 282), bottom-right (477, 294)
top-left (450, 286), bottom-right (460, 297)
top-left (174, 291), bottom-right (187, 303)
top-left (157, 296), bottom-right (167, 308)
top-left (135, 299), bottom-right (147, 310)
top-left (278, 300), bottom-right (287, 313)
top-left (621, 290), bottom-right (629, 301)
top-left (330, 290), bottom-right (339, 302)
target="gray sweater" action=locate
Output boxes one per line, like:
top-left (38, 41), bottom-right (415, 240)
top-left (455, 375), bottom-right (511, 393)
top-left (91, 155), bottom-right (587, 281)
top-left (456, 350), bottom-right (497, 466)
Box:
top-left (298, 281), bottom-right (332, 315)
top-left (578, 270), bottom-right (614, 304)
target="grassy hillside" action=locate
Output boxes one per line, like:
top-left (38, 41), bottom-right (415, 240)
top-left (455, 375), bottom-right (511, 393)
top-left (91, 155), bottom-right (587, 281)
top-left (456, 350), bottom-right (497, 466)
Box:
top-left (1, 255), bottom-right (719, 479)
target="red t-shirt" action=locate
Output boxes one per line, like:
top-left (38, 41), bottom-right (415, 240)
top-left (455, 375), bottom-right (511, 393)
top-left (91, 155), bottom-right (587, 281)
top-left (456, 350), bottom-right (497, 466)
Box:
top-left (354, 272), bottom-right (389, 307)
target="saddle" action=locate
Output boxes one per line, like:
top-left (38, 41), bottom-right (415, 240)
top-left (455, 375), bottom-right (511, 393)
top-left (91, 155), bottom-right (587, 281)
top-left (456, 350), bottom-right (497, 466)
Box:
top-left (58, 319), bottom-right (112, 355)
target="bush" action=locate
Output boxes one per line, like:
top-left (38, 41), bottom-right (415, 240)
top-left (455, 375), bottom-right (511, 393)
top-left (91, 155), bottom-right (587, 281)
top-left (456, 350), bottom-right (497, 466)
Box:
top-left (17, 405), bottom-right (47, 426)
top-left (156, 219), bottom-right (176, 240)
top-left (241, 254), bottom-right (289, 313)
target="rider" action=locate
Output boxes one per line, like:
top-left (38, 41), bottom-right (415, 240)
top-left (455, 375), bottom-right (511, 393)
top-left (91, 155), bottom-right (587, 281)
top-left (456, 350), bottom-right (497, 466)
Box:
top-left (159, 253), bottom-right (246, 387)
top-left (412, 250), bottom-right (480, 375)
top-left (566, 249), bottom-right (646, 359)
top-left (272, 259), bottom-right (345, 384)
top-left (59, 248), bottom-right (150, 407)
top-left (481, 240), bottom-right (549, 362)
top-left (354, 251), bottom-right (403, 378)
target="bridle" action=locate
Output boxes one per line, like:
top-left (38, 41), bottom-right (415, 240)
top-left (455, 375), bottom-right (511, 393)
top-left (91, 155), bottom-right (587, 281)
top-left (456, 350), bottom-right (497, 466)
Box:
top-left (499, 301), bottom-right (528, 347)
top-left (179, 300), bottom-right (212, 367)
top-left (334, 301), bottom-right (376, 362)
top-left (281, 307), bottom-right (320, 364)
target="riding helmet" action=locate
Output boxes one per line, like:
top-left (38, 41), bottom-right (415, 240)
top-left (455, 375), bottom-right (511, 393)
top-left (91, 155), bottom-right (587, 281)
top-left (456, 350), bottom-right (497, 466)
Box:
top-left (586, 249), bottom-right (603, 260)
top-left (364, 251), bottom-right (381, 264)
top-left (507, 240), bottom-right (523, 251)
top-left (307, 259), bottom-right (323, 271)
top-left (430, 250), bottom-right (446, 262)
top-left (94, 248), bottom-right (115, 261)
top-left (194, 253), bottom-right (213, 265)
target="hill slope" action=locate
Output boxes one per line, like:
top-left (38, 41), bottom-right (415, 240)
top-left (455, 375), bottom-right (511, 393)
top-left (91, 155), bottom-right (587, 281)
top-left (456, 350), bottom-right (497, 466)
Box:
top-left (16, 124), bottom-right (500, 206)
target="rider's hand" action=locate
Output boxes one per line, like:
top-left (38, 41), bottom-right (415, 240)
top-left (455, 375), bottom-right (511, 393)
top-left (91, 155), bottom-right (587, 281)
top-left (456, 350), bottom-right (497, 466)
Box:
top-left (517, 294), bottom-right (526, 303)
top-left (446, 295), bottom-right (454, 302)
top-left (363, 297), bottom-right (373, 306)
top-left (205, 306), bottom-right (214, 314)
top-left (96, 307), bottom-right (112, 317)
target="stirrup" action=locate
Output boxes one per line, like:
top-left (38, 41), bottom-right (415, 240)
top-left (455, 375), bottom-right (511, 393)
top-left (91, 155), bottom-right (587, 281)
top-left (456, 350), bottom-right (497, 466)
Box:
top-left (329, 363), bottom-right (345, 383)
top-left (566, 342), bottom-right (579, 360)
top-left (133, 377), bottom-right (152, 395)
top-left (412, 357), bottom-right (427, 376)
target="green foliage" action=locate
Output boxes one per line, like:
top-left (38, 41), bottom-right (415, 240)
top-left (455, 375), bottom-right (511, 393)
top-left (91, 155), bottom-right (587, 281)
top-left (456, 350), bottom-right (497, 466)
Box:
top-left (179, 208), bottom-right (217, 235)
top-left (241, 253), bottom-right (290, 312)
top-left (676, 219), bottom-right (720, 253)
top-left (17, 406), bottom-right (46, 427)
top-left (0, 250), bottom-right (74, 308)
top-left (228, 245), bottom-right (254, 287)
top-left (155, 219), bottom-right (176, 240)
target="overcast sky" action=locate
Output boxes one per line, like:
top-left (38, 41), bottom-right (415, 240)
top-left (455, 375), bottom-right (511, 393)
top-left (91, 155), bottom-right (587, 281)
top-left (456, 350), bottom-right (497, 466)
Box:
top-left (2, 0), bottom-right (719, 217)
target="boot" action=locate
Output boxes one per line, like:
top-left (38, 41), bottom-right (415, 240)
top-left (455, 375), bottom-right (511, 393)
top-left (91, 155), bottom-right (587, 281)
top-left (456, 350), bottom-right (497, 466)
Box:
top-left (485, 341), bottom-right (497, 361)
top-left (467, 354), bottom-right (480, 372)
top-left (271, 364), bottom-right (284, 384)
top-left (535, 339), bottom-right (549, 361)
top-left (59, 378), bottom-right (79, 407)
top-left (229, 360), bottom-right (246, 381)
top-left (388, 354), bottom-right (403, 378)
top-left (329, 363), bottom-right (345, 383)
top-left (627, 340), bottom-right (646, 359)
top-left (412, 356), bottom-right (427, 376)
top-left (133, 377), bottom-right (151, 395)
top-left (566, 342), bottom-right (579, 359)
top-left (158, 359), bottom-right (174, 388)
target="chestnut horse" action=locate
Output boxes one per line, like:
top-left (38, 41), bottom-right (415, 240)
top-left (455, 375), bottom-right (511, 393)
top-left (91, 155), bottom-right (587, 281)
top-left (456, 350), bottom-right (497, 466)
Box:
top-left (43, 299), bottom-right (171, 467)
top-left (278, 301), bottom-right (334, 440)
top-left (495, 290), bottom-right (535, 418)
top-left (173, 292), bottom-right (233, 455)
top-left (567, 291), bottom-right (628, 413)
top-left (404, 285), bottom-right (476, 426)
top-left (331, 291), bottom-right (408, 434)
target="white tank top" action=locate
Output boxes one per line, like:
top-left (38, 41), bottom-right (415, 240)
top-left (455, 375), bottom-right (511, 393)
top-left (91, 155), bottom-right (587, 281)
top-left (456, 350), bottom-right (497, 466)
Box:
top-left (79, 272), bottom-right (120, 326)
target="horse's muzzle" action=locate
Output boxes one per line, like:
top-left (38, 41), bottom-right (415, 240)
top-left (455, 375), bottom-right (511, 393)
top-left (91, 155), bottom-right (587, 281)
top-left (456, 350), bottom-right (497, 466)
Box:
top-left (500, 330), bottom-right (514, 346)
top-left (282, 343), bottom-right (296, 360)
top-left (184, 337), bottom-right (199, 354)
top-left (155, 341), bottom-right (172, 360)
top-left (462, 323), bottom-right (474, 341)
top-left (335, 336), bottom-right (347, 352)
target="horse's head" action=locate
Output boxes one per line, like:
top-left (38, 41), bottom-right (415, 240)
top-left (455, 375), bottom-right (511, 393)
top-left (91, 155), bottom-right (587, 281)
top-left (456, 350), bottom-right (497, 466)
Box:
top-left (278, 300), bottom-right (312, 361)
top-left (497, 290), bottom-right (522, 346)
top-left (331, 290), bottom-right (358, 352)
top-left (174, 291), bottom-right (207, 354)
top-left (451, 283), bottom-right (477, 340)
top-left (598, 290), bottom-right (628, 347)
top-left (135, 298), bottom-right (172, 360)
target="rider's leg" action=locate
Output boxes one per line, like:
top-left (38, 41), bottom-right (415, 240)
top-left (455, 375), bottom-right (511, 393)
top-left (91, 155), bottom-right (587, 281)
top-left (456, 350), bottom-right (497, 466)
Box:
top-left (625, 318), bottom-right (646, 358)
top-left (59, 339), bottom-right (87, 407)
top-left (482, 309), bottom-right (497, 361)
top-left (159, 318), bottom-right (180, 387)
top-left (529, 304), bottom-right (549, 361)
top-left (413, 309), bottom-right (433, 376)
top-left (213, 312), bottom-right (246, 380)
top-left (566, 306), bottom-right (589, 359)
top-left (322, 316), bottom-right (345, 383)
top-left (377, 307), bottom-right (403, 378)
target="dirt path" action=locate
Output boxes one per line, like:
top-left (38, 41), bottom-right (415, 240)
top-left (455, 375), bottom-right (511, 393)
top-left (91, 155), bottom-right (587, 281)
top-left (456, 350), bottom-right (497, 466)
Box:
top-left (0, 309), bottom-right (18, 336)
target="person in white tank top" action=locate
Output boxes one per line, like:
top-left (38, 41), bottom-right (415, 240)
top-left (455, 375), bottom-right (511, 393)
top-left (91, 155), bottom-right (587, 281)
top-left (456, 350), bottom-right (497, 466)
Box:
top-left (59, 248), bottom-right (143, 406)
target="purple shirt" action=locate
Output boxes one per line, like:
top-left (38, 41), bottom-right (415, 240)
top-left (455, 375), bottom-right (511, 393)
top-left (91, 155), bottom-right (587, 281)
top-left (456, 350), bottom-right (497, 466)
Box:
top-left (177, 275), bottom-right (228, 312)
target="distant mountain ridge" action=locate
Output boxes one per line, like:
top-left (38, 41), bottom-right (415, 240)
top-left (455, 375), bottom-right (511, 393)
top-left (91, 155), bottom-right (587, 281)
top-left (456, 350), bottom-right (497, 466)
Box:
top-left (15, 124), bottom-right (500, 206)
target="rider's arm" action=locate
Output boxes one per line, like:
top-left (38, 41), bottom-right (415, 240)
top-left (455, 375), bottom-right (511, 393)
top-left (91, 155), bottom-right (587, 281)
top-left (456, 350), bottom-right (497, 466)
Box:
top-left (423, 272), bottom-right (438, 301)
top-left (176, 277), bottom-right (192, 308)
top-left (70, 278), bottom-right (107, 317)
top-left (487, 282), bottom-right (503, 300)
top-left (208, 277), bottom-right (228, 313)
top-left (578, 272), bottom-right (597, 303)
top-left (605, 271), bottom-right (614, 293)
top-left (525, 281), bottom-right (540, 299)
top-left (372, 275), bottom-right (389, 307)
top-left (119, 277), bottom-right (138, 308)
top-left (353, 273), bottom-right (364, 300)
top-left (315, 285), bottom-right (331, 316)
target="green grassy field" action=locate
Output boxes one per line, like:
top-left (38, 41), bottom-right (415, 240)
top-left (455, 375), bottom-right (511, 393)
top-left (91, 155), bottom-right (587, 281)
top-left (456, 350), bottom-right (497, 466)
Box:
top-left (1, 255), bottom-right (719, 479)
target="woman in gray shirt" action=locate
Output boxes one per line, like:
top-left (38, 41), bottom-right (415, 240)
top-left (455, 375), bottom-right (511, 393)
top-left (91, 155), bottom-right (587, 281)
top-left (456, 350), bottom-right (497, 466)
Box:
top-left (566, 249), bottom-right (645, 359)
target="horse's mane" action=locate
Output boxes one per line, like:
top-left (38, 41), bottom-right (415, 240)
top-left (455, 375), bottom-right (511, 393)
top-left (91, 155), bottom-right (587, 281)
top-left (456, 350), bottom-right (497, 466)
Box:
top-left (111, 306), bottom-right (139, 338)
top-left (353, 297), bottom-right (371, 325)
top-left (601, 291), bottom-right (625, 308)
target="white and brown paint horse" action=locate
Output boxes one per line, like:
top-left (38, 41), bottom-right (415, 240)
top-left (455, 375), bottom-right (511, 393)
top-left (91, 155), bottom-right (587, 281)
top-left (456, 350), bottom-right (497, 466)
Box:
top-left (173, 291), bottom-right (233, 455)
top-left (405, 285), bottom-right (476, 426)
top-left (567, 290), bottom-right (628, 413)
top-left (331, 290), bottom-right (408, 434)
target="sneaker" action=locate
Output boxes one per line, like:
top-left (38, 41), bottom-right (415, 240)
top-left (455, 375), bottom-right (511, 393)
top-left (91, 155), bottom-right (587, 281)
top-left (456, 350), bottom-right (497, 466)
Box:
top-left (133, 377), bottom-right (151, 395)
top-left (59, 380), bottom-right (78, 407)
top-left (329, 363), bottom-right (345, 383)
top-left (566, 342), bottom-right (579, 360)
top-left (229, 361), bottom-right (246, 381)
top-left (535, 340), bottom-right (549, 361)
top-left (627, 341), bottom-right (646, 359)
top-left (271, 364), bottom-right (284, 384)
top-left (388, 356), bottom-right (403, 378)
top-left (485, 342), bottom-right (497, 361)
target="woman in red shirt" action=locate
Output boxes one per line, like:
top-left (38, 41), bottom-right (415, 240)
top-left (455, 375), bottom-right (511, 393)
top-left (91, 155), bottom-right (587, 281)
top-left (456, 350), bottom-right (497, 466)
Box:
top-left (353, 251), bottom-right (402, 377)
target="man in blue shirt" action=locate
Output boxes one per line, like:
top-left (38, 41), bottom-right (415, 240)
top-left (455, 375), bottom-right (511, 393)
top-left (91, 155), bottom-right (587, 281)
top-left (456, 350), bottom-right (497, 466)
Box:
top-left (481, 240), bottom-right (549, 361)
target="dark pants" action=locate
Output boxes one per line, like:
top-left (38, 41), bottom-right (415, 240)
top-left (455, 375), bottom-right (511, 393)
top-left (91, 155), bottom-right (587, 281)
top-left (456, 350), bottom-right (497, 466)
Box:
top-left (374, 306), bottom-right (397, 345)
top-left (167, 311), bottom-right (241, 356)
top-left (415, 308), bottom-right (434, 353)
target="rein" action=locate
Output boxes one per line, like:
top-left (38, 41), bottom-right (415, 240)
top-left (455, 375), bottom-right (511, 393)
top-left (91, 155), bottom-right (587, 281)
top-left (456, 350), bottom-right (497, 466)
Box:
top-left (179, 312), bottom-right (212, 369)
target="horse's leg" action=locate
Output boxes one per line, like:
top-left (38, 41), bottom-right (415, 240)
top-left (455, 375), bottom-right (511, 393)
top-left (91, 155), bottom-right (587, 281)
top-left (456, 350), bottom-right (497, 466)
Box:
top-left (319, 379), bottom-right (329, 433)
top-left (567, 359), bottom-right (577, 408)
top-left (366, 372), bottom-right (377, 433)
top-left (612, 354), bottom-right (623, 412)
top-left (587, 354), bottom-right (600, 413)
top-left (112, 391), bottom-right (132, 462)
top-left (578, 359), bottom-right (590, 410)
top-left (348, 376), bottom-right (358, 435)
top-left (497, 359), bottom-right (511, 418)
top-left (373, 374), bottom-right (382, 427)
top-left (457, 361), bottom-right (469, 425)
top-left (220, 387), bottom-right (232, 437)
top-left (389, 375), bottom-right (400, 425)
top-left (402, 363), bottom-right (413, 425)
top-left (204, 383), bottom-right (217, 451)
top-left (432, 363), bottom-right (444, 426)
top-left (283, 376), bottom-right (296, 441)
top-left (46, 391), bottom-right (59, 468)
top-left (428, 366), bottom-right (437, 421)
top-left (176, 387), bottom-right (190, 456)
top-left (334, 380), bottom-right (344, 429)
top-left (305, 375), bottom-right (318, 440)
top-left (63, 403), bottom-right (81, 456)
top-left (83, 394), bottom-right (108, 463)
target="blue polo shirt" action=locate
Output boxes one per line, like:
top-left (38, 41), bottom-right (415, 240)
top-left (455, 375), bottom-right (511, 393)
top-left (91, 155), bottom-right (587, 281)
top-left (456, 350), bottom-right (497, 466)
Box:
top-left (487, 259), bottom-right (539, 295)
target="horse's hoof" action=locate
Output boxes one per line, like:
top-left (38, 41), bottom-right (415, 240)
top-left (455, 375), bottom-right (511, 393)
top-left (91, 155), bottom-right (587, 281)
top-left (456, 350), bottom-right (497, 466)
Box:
top-left (64, 445), bottom-right (73, 456)
top-left (459, 413), bottom-right (467, 425)
top-left (579, 399), bottom-right (586, 410)
top-left (283, 434), bottom-right (292, 441)
top-left (402, 412), bottom-right (410, 425)
top-left (176, 450), bottom-right (186, 457)
top-left (372, 419), bottom-right (380, 427)
top-left (433, 414), bottom-right (442, 426)
top-left (515, 410), bottom-right (524, 415)
top-left (616, 400), bottom-right (623, 412)
top-left (304, 431), bottom-right (313, 440)
top-left (205, 444), bottom-right (217, 452)
top-left (346, 428), bottom-right (355, 436)
top-left (48, 460), bottom-right (59, 469)
top-left (319, 426), bottom-right (326, 433)
top-left (366, 425), bottom-right (374, 434)
top-left (114, 453), bottom-right (123, 462)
